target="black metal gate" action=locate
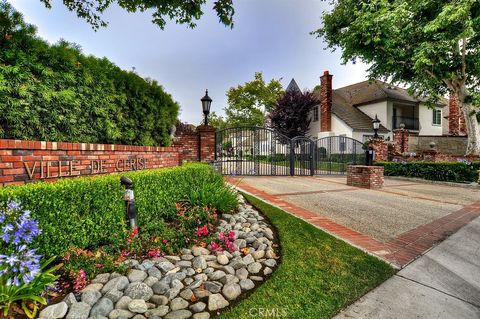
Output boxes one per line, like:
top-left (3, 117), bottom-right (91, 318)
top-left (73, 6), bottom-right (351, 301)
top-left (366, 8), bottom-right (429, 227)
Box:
top-left (215, 126), bottom-right (366, 176)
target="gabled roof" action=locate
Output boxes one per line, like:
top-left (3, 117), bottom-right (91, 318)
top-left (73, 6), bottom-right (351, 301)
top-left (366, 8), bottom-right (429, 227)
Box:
top-left (335, 80), bottom-right (417, 105)
top-left (312, 90), bottom-right (389, 132)
top-left (335, 80), bottom-right (448, 106)
top-left (286, 78), bottom-right (301, 93)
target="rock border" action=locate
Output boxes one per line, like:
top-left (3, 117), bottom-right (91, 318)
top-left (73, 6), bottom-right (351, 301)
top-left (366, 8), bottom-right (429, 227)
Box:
top-left (39, 194), bottom-right (280, 319)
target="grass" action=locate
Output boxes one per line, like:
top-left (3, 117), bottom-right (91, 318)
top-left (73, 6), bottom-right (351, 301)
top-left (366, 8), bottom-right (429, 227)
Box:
top-left (217, 193), bottom-right (395, 319)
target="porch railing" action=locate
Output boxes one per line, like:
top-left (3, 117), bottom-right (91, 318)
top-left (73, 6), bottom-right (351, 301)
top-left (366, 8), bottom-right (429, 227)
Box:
top-left (392, 116), bottom-right (419, 130)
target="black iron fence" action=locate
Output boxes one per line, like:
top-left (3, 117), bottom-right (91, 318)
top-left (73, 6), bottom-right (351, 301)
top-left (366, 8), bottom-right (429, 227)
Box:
top-left (215, 126), bottom-right (366, 176)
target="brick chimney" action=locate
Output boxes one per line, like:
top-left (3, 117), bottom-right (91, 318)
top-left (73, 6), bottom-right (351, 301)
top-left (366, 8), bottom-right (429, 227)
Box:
top-left (320, 70), bottom-right (333, 132)
top-left (449, 93), bottom-right (460, 136)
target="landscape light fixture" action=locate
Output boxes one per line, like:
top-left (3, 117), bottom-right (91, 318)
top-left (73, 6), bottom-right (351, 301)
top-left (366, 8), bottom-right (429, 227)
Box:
top-left (201, 89), bottom-right (212, 125)
top-left (372, 114), bottom-right (381, 138)
top-left (120, 176), bottom-right (137, 229)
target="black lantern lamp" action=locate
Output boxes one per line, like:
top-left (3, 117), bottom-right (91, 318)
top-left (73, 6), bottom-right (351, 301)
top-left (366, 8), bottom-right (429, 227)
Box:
top-left (372, 114), bottom-right (381, 138)
top-left (201, 89), bottom-right (212, 125)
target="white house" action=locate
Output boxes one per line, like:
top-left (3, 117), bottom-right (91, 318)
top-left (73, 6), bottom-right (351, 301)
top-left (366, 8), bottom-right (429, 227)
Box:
top-left (305, 71), bottom-right (451, 142)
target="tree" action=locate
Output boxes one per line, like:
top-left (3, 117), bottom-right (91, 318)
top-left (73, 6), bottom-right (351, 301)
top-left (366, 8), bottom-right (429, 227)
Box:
top-left (0, 1), bottom-right (179, 146)
top-left (207, 111), bottom-right (228, 130)
top-left (269, 90), bottom-right (319, 139)
top-left (225, 72), bottom-right (284, 127)
top-left (315, 0), bottom-right (480, 155)
top-left (38, 0), bottom-right (235, 29)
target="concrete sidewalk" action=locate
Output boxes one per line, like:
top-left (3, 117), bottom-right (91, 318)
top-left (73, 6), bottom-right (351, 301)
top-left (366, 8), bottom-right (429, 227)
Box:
top-left (335, 217), bottom-right (480, 319)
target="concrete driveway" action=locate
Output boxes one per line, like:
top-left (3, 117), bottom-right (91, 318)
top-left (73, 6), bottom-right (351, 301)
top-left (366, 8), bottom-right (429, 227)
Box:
top-left (230, 176), bottom-right (480, 267)
top-left (335, 217), bottom-right (480, 318)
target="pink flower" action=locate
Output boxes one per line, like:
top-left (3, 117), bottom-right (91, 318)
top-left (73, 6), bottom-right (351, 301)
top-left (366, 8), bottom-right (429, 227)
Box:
top-left (195, 225), bottom-right (209, 237)
top-left (228, 230), bottom-right (236, 241)
top-left (147, 249), bottom-right (161, 258)
top-left (73, 269), bottom-right (87, 292)
top-left (162, 239), bottom-right (169, 244)
top-left (218, 232), bottom-right (225, 241)
top-left (210, 241), bottom-right (222, 252)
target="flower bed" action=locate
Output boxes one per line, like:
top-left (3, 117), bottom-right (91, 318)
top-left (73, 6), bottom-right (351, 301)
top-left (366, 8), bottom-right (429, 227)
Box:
top-left (37, 195), bottom-right (279, 319)
top-left (0, 164), bottom-right (242, 318)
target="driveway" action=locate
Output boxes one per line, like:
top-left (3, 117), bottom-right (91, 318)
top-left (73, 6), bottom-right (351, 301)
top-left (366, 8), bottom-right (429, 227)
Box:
top-left (229, 176), bottom-right (480, 267)
top-left (335, 217), bottom-right (480, 318)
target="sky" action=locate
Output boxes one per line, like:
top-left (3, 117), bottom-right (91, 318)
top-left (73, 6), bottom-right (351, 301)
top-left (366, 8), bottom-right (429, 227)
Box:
top-left (10, 0), bottom-right (369, 124)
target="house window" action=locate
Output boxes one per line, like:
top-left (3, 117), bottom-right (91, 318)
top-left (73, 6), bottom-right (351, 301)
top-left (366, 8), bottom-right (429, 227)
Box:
top-left (313, 107), bottom-right (319, 122)
top-left (432, 109), bottom-right (442, 125)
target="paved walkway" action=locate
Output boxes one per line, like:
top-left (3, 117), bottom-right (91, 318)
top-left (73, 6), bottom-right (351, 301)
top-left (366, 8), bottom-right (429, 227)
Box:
top-left (335, 217), bottom-right (480, 318)
top-left (228, 176), bottom-right (480, 267)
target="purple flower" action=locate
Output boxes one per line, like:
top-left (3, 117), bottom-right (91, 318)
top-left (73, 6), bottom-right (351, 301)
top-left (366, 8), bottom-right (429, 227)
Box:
top-left (7, 201), bottom-right (20, 211)
top-left (0, 200), bottom-right (43, 286)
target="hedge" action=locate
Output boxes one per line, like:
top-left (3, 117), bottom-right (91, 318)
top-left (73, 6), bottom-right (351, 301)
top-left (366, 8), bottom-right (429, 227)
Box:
top-left (0, 2), bottom-right (178, 146)
top-left (0, 164), bottom-right (238, 258)
top-left (375, 161), bottom-right (480, 183)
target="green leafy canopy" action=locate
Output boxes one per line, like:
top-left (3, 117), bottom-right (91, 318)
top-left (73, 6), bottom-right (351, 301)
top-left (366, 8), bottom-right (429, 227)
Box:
top-left (225, 72), bottom-right (284, 127)
top-left (39, 0), bottom-right (235, 30)
top-left (315, 0), bottom-right (479, 101)
top-left (315, 0), bottom-right (480, 154)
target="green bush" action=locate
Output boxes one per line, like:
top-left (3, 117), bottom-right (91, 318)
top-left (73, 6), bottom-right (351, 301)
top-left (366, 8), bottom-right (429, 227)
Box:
top-left (375, 161), bottom-right (480, 183)
top-left (0, 2), bottom-right (178, 146)
top-left (0, 164), bottom-right (238, 259)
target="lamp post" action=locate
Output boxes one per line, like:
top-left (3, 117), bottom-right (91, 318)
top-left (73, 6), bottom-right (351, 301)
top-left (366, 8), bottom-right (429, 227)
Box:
top-left (201, 89), bottom-right (212, 126)
top-left (120, 176), bottom-right (137, 230)
top-left (372, 114), bottom-right (381, 138)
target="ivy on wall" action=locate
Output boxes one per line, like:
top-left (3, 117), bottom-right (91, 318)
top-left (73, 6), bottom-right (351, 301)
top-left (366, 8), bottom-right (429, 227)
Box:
top-left (0, 1), bottom-right (179, 146)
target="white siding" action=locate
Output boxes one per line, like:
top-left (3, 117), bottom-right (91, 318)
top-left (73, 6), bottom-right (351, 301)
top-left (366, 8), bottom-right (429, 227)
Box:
top-left (419, 103), bottom-right (443, 136)
top-left (330, 114), bottom-right (353, 138)
top-left (307, 105), bottom-right (320, 138)
top-left (357, 101), bottom-right (390, 129)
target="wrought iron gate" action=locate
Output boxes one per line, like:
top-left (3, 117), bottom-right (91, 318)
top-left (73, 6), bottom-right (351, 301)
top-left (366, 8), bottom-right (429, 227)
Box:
top-left (215, 126), bottom-right (366, 176)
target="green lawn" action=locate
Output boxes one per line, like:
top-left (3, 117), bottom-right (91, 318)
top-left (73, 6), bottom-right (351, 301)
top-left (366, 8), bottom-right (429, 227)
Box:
top-left (217, 193), bottom-right (395, 319)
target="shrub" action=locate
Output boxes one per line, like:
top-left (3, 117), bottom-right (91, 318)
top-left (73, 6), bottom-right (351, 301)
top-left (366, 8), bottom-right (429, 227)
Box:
top-left (0, 2), bottom-right (179, 146)
top-left (0, 164), bottom-right (238, 259)
top-left (375, 161), bottom-right (480, 183)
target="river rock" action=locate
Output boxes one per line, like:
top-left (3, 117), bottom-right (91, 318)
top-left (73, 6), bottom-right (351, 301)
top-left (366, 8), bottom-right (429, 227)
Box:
top-left (39, 302), bottom-right (68, 319)
top-left (125, 282), bottom-right (154, 301)
top-left (207, 294), bottom-right (229, 311)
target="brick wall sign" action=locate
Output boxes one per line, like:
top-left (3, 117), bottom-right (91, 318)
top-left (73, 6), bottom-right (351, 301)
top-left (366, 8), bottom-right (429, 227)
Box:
top-left (0, 125), bottom-right (218, 187)
top-left (0, 139), bottom-right (181, 186)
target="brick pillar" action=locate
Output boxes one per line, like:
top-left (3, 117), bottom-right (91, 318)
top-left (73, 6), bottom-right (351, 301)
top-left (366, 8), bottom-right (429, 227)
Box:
top-left (347, 165), bottom-right (384, 189)
top-left (173, 132), bottom-right (199, 163)
top-left (368, 138), bottom-right (388, 161)
top-left (393, 128), bottom-right (409, 155)
top-left (449, 93), bottom-right (460, 136)
top-left (197, 125), bottom-right (216, 162)
top-left (320, 70), bottom-right (332, 132)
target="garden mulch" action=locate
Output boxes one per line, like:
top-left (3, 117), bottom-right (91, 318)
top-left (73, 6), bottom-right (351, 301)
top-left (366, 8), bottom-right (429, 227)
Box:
top-left (227, 176), bottom-right (480, 267)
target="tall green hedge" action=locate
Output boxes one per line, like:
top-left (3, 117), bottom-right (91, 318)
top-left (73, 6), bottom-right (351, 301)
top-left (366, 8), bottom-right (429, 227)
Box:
top-left (0, 1), bottom-right (179, 146)
top-left (376, 161), bottom-right (480, 183)
top-left (0, 164), bottom-right (238, 258)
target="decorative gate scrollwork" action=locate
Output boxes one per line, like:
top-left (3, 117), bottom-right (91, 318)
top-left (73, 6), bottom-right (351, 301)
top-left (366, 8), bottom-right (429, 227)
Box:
top-left (215, 126), bottom-right (366, 176)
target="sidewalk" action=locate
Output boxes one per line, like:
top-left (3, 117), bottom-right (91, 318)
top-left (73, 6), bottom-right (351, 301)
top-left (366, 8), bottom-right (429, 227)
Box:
top-left (334, 217), bottom-right (480, 319)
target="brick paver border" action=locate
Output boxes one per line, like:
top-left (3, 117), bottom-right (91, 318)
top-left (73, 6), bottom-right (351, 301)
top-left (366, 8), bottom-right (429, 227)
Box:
top-left (227, 177), bottom-right (480, 267)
